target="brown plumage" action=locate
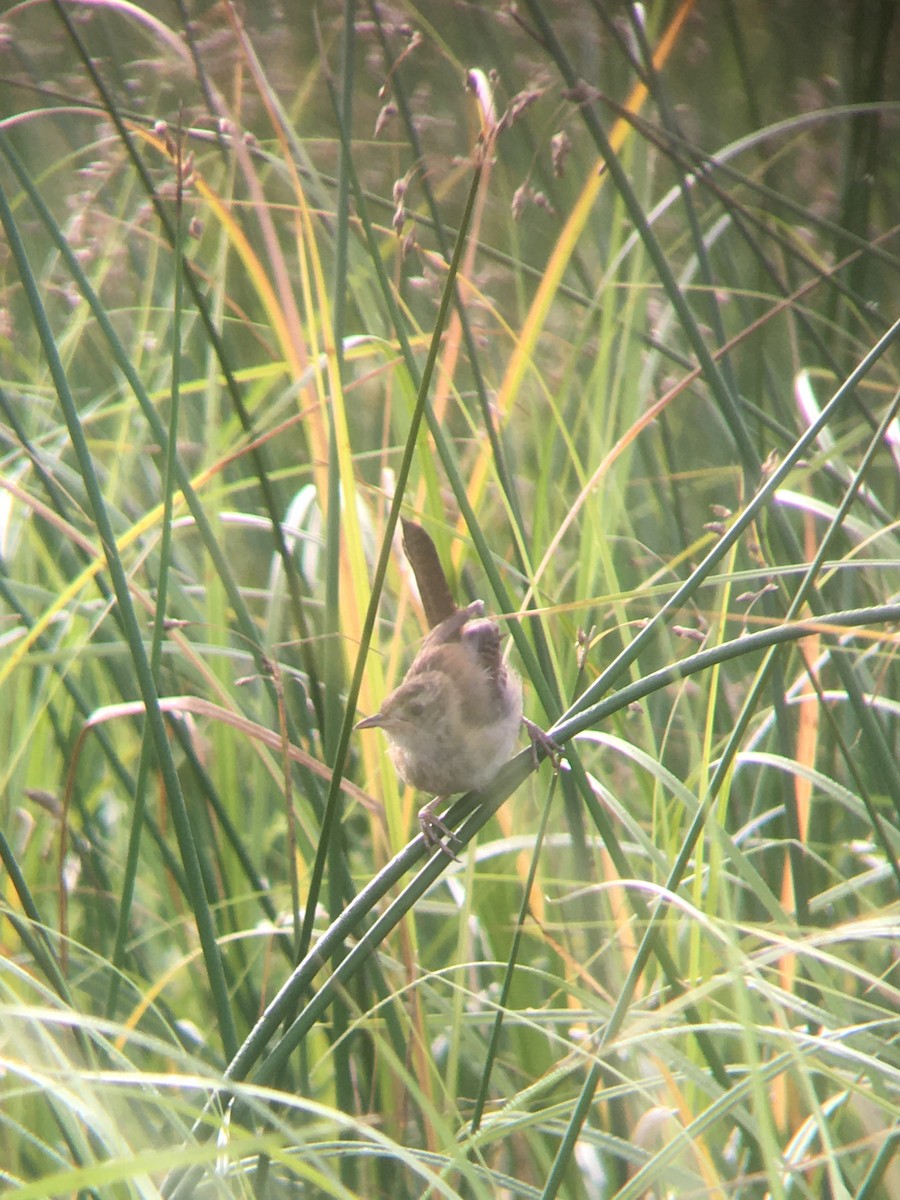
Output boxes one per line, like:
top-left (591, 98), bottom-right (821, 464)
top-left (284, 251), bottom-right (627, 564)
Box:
top-left (357, 520), bottom-right (525, 853)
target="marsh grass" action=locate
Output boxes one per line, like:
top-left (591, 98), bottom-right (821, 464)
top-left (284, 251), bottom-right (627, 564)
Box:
top-left (1, 2), bottom-right (899, 1197)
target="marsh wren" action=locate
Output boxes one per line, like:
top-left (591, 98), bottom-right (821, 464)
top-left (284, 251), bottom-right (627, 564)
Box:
top-left (356, 519), bottom-right (531, 854)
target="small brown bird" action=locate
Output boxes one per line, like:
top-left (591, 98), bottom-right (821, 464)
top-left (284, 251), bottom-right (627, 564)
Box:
top-left (356, 519), bottom-right (531, 853)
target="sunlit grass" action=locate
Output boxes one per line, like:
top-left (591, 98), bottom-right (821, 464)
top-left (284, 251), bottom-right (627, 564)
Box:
top-left (1, 2), bottom-right (898, 1198)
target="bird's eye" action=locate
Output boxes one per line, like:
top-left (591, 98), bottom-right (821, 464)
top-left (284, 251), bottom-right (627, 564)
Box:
top-left (407, 700), bottom-right (426, 717)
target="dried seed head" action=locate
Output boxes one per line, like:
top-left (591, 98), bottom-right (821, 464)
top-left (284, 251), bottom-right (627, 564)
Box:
top-left (673, 625), bottom-right (706, 644)
top-left (511, 184), bottom-right (528, 221)
top-left (378, 27), bottom-right (422, 99)
top-left (496, 87), bottom-right (543, 135)
top-left (551, 130), bottom-right (571, 177)
top-left (375, 102), bottom-right (397, 137)
top-left (511, 184), bottom-right (554, 219)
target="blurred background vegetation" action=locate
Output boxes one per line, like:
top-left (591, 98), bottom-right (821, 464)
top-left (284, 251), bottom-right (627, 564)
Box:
top-left (1, 1), bottom-right (899, 1197)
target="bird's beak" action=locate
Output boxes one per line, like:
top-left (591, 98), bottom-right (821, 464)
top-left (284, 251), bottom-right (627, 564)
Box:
top-left (355, 712), bottom-right (385, 730)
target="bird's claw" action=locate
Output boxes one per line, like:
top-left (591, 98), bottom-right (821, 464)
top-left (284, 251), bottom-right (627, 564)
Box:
top-left (418, 798), bottom-right (462, 860)
top-left (523, 717), bottom-right (562, 770)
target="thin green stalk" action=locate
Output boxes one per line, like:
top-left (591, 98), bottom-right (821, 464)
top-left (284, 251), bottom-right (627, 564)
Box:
top-left (856, 1127), bottom-right (900, 1200)
top-left (469, 772), bottom-right (560, 1133)
top-left (0, 407), bottom-right (191, 904)
top-left (606, 597), bottom-right (900, 1121)
top-left (324, 31), bottom-right (560, 720)
top-left (554, 318), bottom-right (900, 766)
top-left (526, 0), bottom-right (900, 836)
top-left (295, 103), bottom-right (488, 962)
top-left (0, 132), bottom-right (317, 928)
top-left (0, 825), bottom-right (72, 1005)
top-left (542, 593), bottom-right (900, 1200)
top-left (0, 170), bottom-right (238, 1062)
top-left (324, 0), bottom-right (357, 1143)
top-left (105, 126), bottom-right (187, 1020)
top-left (200, 605), bottom-right (899, 1100)
top-left (366, 1), bottom-right (549, 644)
top-left (49, 0), bottom-right (324, 745)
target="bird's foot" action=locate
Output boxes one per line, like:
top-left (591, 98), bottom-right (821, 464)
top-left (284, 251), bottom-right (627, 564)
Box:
top-left (523, 717), bottom-right (562, 769)
top-left (418, 796), bottom-right (462, 860)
